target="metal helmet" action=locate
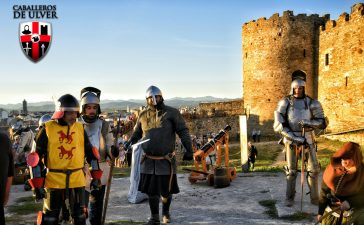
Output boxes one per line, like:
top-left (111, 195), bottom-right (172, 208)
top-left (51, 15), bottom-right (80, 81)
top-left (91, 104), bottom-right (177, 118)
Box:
top-left (290, 79), bottom-right (306, 95)
top-left (291, 70), bottom-right (306, 81)
top-left (80, 87), bottom-right (101, 115)
top-left (38, 114), bottom-right (52, 127)
top-left (145, 85), bottom-right (163, 106)
top-left (11, 120), bottom-right (23, 132)
top-left (52, 94), bottom-right (80, 119)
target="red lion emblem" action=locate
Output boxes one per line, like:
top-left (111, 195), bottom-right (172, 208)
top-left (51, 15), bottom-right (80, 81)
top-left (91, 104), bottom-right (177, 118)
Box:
top-left (58, 146), bottom-right (75, 159)
top-left (57, 131), bottom-right (75, 144)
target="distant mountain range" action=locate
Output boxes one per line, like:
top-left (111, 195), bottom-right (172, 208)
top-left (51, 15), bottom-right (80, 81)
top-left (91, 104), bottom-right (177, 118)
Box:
top-left (0, 96), bottom-right (240, 112)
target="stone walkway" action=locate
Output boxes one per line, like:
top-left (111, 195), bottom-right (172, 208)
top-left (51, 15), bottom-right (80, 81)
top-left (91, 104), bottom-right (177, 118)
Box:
top-left (6, 139), bottom-right (322, 225)
top-left (6, 171), bottom-right (319, 225)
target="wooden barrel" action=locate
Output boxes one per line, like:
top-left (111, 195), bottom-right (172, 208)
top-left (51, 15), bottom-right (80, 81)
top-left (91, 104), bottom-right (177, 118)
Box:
top-left (214, 167), bottom-right (230, 188)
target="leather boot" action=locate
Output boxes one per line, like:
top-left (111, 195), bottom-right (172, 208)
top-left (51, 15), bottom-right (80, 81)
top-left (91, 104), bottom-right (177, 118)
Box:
top-left (143, 214), bottom-right (160, 225)
top-left (144, 195), bottom-right (160, 225)
top-left (285, 198), bottom-right (294, 207)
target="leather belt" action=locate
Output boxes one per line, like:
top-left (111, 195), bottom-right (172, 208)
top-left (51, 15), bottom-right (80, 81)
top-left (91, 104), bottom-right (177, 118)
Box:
top-left (142, 152), bottom-right (176, 192)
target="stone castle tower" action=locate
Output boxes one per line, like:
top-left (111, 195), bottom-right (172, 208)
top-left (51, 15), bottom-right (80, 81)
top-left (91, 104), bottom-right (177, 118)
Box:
top-left (242, 3), bottom-right (364, 142)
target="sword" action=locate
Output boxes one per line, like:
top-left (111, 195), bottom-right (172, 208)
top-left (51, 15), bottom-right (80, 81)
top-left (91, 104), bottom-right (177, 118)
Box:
top-left (41, 44), bottom-right (45, 56)
top-left (300, 127), bottom-right (305, 212)
top-left (24, 42), bottom-right (31, 55)
top-left (131, 139), bottom-right (150, 149)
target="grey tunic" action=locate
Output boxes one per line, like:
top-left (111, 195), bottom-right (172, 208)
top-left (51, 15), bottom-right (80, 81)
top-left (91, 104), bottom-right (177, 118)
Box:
top-left (129, 103), bottom-right (193, 175)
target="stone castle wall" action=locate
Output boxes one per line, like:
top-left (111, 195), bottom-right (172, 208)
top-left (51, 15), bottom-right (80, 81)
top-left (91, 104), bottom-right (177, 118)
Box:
top-left (198, 99), bottom-right (244, 116)
top-left (185, 116), bottom-right (240, 141)
top-left (242, 3), bottom-right (364, 140)
top-left (318, 3), bottom-right (364, 133)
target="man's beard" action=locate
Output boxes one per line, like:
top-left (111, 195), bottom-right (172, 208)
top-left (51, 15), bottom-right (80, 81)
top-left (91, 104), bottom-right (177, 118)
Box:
top-left (83, 114), bottom-right (97, 123)
top-left (148, 101), bottom-right (163, 110)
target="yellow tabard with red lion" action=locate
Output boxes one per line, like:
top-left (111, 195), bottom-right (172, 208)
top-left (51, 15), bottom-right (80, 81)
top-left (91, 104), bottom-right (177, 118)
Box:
top-left (44, 120), bottom-right (85, 188)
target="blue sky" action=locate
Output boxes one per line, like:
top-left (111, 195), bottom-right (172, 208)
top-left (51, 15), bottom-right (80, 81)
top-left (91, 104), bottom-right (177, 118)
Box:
top-left (0, 0), bottom-right (361, 104)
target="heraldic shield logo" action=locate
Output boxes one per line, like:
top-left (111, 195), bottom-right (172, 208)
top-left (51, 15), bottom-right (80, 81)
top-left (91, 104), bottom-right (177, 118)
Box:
top-left (19, 21), bottom-right (52, 63)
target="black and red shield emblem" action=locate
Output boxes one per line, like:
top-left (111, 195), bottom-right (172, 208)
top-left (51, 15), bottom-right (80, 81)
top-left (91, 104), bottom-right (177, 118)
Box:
top-left (19, 21), bottom-right (52, 63)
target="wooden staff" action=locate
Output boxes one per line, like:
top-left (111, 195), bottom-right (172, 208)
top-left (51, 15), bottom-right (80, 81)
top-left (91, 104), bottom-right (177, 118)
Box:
top-left (101, 113), bottom-right (122, 225)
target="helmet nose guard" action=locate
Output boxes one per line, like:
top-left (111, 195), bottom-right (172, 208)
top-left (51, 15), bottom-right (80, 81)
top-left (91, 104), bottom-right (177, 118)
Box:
top-left (145, 85), bottom-right (163, 106)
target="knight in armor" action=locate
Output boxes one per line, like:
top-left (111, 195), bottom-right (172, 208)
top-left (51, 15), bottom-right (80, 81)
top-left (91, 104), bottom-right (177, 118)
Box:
top-left (317, 142), bottom-right (364, 225)
top-left (273, 70), bottom-right (327, 207)
top-left (125, 85), bottom-right (193, 225)
top-left (79, 87), bottom-right (119, 225)
top-left (28, 94), bottom-right (100, 225)
top-left (11, 119), bottom-right (35, 164)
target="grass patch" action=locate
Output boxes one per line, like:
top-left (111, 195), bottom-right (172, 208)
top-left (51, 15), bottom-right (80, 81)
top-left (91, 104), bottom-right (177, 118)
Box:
top-left (7, 196), bottom-right (42, 215)
top-left (259, 200), bottom-right (278, 218)
top-left (316, 137), bottom-right (345, 170)
top-left (259, 199), bottom-right (312, 222)
top-left (253, 166), bottom-right (283, 172)
top-left (250, 142), bottom-right (282, 172)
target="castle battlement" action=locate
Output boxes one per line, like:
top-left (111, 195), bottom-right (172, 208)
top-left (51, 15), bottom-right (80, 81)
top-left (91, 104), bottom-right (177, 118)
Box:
top-left (351, 3), bottom-right (364, 17)
top-left (321, 3), bottom-right (363, 31)
top-left (244, 10), bottom-right (328, 29)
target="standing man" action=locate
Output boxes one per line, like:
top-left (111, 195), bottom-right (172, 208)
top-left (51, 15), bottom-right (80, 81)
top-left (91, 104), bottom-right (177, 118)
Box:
top-left (247, 141), bottom-right (258, 171)
top-left (79, 87), bottom-right (118, 225)
top-left (28, 94), bottom-right (100, 224)
top-left (256, 129), bottom-right (261, 142)
top-left (251, 128), bottom-right (257, 142)
top-left (125, 85), bottom-right (193, 225)
top-left (11, 120), bottom-right (35, 164)
top-left (273, 70), bottom-right (327, 207)
top-left (0, 132), bottom-right (14, 225)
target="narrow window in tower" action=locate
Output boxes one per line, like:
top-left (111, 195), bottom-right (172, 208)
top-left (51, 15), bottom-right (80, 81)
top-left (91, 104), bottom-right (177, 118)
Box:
top-left (325, 53), bottom-right (329, 66)
top-left (245, 52), bottom-right (248, 58)
top-left (345, 76), bottom-right (348, 87)
top-left (303, 49), bottom-right (306, 58)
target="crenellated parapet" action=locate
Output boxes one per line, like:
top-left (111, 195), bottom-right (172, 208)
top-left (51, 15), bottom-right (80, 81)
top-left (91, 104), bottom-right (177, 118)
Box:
top-left (351, 3), bottom-right (364, 17)
top-left (321, 3), bottom-right (364, 31)
top-left (243, 10), bottom-right (328, 30)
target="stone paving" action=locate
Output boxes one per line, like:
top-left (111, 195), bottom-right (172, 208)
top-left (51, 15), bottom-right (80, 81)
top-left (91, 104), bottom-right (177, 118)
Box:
top-left (6, 170), bottom-right (320, 224)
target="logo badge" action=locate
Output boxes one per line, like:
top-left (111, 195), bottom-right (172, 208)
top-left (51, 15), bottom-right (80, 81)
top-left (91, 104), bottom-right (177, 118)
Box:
top-left (19, 21), bottom-right (52, 62)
